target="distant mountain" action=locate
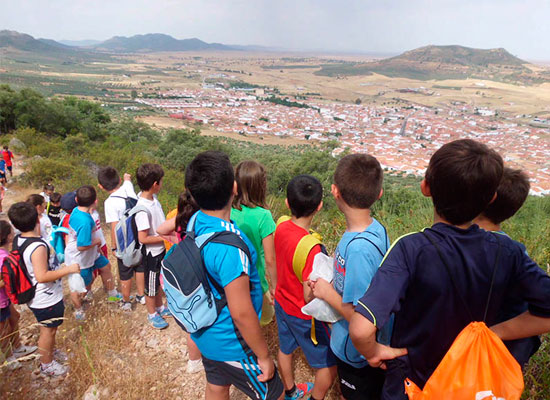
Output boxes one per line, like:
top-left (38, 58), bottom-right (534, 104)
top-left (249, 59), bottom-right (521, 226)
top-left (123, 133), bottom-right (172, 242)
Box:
top-left (316, 45), bottom-right (539, 83)
top-left (0, 30), bottom-right (72, 53)
top-left (38, 38), bottom-right (73, 49)
top-left (59, 39), bottom-right (102, 47)
top-left (93, 33), bottom-right (232, 53)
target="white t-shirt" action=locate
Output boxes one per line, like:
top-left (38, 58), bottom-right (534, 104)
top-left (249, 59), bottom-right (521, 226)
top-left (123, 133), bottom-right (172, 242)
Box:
top-left (91, 210), bottom-right (107, 248)
top-left (135, 194), bottom-right (166, 257)
top-left (39, 213), bottom-right (53, 243)
top-left (39, 192), bottom-right (51, 204)
top-left (64, 208), bottom-right (98, 269)
top-left (18, 236), bottom-right (63, 309)
top-left (104, 180), bottom-right (138, 225)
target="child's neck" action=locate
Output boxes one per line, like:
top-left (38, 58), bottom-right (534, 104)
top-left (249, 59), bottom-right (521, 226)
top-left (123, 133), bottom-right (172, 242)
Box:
top-left (140, 190), bottom-right (155, 201)
top-left (78, 205), bottom-right (92, 213)
top-left (291, 214), bottom-right (315, 232)
top-left (433, 211), bottom-right (473, 230)
top-left (473, 215), bottom-right (501, 232)
top-left (343, 207), bottom-right (373, 232)
top-left (202, 206), bottom-right (232, 222)
top-left (21, 228), bottom-right (40, 238)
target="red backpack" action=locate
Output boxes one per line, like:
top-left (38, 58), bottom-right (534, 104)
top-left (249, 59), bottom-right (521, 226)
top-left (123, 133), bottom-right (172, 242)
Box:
top-left (1, 236), bottom-right (47, 305)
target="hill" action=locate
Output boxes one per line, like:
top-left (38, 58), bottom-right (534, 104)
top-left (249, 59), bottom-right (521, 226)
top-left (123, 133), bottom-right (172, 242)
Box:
top-left (92, 33), bottom-right (232, 53)
top-left (0, 30), bottom-right (73, 53)
top-left (316, 45), bottom-right (548, 84)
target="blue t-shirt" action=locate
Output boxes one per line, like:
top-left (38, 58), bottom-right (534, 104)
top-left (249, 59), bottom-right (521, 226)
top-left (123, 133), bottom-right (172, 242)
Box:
top-left (66, 208), bottom-right (97, 268)
top-left (190, 211), bottom-right (260, 362)
top-left (331, 218), bottom-right (391, 367)
top-left (355, 223), bottom-right (550, 394)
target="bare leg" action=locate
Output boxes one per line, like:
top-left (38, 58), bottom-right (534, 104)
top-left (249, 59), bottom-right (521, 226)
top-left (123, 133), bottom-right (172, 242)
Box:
top-left (277, 349), bottom-right (295, 391)
top-left (37, 326), bottom-right (56, 364)
top-left (121, 279), bottom-right (132, 302)
top-left (185, 332), bottom-right (201, 361)
top-left (145, 296), bottom-right (156, 315)
top-left (71, 292), bottom-right (82, 310)
top-left (98, 263), bottom-right (115, 291)
top-left (0, 320), bottom-right (11, 356)
top-left (311, 366), bottom-right (337, 399)
top-left (136, 272), bottom-right (145, 297)
top-left (7, 305), bottom-right (21, 349)
top-left (205, 383), bottom-right (230, 400)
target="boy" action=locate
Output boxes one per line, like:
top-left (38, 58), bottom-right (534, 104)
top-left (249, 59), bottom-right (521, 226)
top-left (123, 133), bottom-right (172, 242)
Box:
top-left (348, 139), bottom-right (550, 399)
top-left (7, 202), bottom-right (79, 376)
top-left (98, 167), bottom-right (144, 311)
top-left (310, 154), bottom-right (390, 400)
top-left (474, 167), bottom-right (540, 367)
top-left (185, 151), bottom-right (283, 400)
top-left (2, 146), bottom-right (13, 177)
top-left (134, 163), bottom-right (170, 328)
top-left (47, 192), bottom-right (62, 226)
top-left (40, 183), bottom-right (54, 204)
top-left (65, 186), bottom-right (117, 321)
top-left (274, 175), bottom-right (337, 400)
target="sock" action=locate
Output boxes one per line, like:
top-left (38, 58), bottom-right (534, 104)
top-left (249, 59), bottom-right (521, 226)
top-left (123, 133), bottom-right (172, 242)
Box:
top-left (156, 305), bottom-right (165, 313)
top-left (41, 361), bottom-right (53, 368)
top-left (108, 289), bottom-right (118, 297)
top-left (285, 385), bottom-right (297, 397)
top-left (148, 312), bottom-right (158, 319)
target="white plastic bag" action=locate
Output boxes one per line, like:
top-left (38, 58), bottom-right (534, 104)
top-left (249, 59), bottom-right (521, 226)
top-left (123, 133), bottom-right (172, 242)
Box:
top-left (301, 253), bottom-right (342, 323)
top-left (68, 272), bottom-right (87, 293)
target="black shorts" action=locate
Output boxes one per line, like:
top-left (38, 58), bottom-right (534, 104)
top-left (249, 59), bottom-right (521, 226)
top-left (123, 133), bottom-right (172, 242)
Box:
top-left (143, 251), bottom-right (165, 296)
top-left (0, 306), bottom-right (11, 322)
top-left (117, 257), bottom-right (144, 281)
top-left (29, 300), bottom-right (65, 328)
top-left (6, 165), bottom-right (12, 172)
top-left (337, 358), bottom-right (385, 400)
top-left (202, 355), bottom-right (284, 400)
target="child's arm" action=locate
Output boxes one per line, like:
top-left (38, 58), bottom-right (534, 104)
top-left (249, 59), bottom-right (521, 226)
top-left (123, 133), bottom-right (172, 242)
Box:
top-left (0, 277), bottom-right (4, 288)
top-left (225, 274), bottom-right (275, 382)
top-left (491, 311), bottom-right (550, 340)
top-left (156, 217), bottom-right (179, 243)
top-left (77, 238), bottom-right (101, 252)
top-left (31, 246), bottom-right (79, 283)
top-left (309, 278), bottom-right (355, 321)
top-left (138, 230), bottom-right (165, 245)
top-left (262, 233), bottom-right (277, 292)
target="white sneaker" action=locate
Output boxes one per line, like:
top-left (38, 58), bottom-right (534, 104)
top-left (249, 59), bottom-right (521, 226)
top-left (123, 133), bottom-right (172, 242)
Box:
top-left (83, 291), bottom-right (93, 302)
top-left (74, 309), bottom-right (86, 321)
top-left (5, 355), bottom-right (22, 370)
top-left (186, 358), bottom-right (204, 374)
top-left (120, 301), bottom-right (132, 312)
top-left (40, 360), bottom-right (68, 377)
top-left (54, 349), bottom-right (69, 363)
top-left (12, 344), bottom-right (38, 358)
top-left (136, 295), bottom-right (146, 305)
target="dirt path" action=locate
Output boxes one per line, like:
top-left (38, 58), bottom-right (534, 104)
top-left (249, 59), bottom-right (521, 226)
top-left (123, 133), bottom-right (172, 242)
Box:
top-left (0, 158), bottom-right (334, 400)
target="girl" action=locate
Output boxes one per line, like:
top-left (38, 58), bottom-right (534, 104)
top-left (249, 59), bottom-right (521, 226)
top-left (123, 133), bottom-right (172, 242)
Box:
top-left (26, 194), bottom-right (53, 243)
top-left (231, 160), bottom-right (277, 326)
top-left (0, 220), bottom-right (37, 369)
top-left (157, 190), bottom-right (203, 374)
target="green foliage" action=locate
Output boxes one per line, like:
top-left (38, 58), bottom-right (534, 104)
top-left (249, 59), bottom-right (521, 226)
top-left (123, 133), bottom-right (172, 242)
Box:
top-left (265, 96), bottom-right (311, 109)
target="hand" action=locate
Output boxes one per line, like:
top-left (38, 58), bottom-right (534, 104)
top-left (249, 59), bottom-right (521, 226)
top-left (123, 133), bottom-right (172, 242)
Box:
top-left (92, 238), bottom-right (102, 247)
top-left (256, 356), bottom-right (275, 382)
top-left (67, 263), bottom-right (80, 274)
top-left (123, 173), bottom-right (131, 181)
top-left (367, 343), bottom-right (408, 370)
top-left (309, 278), bottom-right (332, 300)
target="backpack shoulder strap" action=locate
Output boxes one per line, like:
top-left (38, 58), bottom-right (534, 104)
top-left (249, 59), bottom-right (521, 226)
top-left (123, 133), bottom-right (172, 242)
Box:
top-left (293, 233), bottom-right (322, 283)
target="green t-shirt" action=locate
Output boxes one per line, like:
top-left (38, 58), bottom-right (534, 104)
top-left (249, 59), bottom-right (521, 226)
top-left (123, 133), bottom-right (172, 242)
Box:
top-left (231, 205), bottom-right (276, 293)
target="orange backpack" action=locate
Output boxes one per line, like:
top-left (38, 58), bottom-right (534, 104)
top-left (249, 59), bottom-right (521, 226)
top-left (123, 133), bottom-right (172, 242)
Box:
top-left (405, 232), bottom-right (524, 400)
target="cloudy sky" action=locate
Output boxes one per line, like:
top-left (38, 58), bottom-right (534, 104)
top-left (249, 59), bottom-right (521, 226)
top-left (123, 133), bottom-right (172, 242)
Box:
top-left (2, 0), bottom-right (549, 59)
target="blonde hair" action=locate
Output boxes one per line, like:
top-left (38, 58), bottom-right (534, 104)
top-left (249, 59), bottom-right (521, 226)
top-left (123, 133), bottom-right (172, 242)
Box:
top-left (233, 160), bottom-right (267, 210)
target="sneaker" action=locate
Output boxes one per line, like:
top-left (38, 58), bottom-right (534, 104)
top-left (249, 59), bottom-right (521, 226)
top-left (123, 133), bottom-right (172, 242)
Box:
top-left (74, 309), bottom-right (86, 321)
top-left (158, 307), bottom-right (172, 318)
top-left (285, 382), bottom-right (313, 400)
top-left (147, 313), bottom-right (168, 330)
top-left (120, 301), bottom-right (132, 312)
top-left (53, 349), bottom-right (69, 363)
top-left (186, 358), bottom-right (204, 374)
top-left (5, 355), bottom-right (22, 370)
top-left (135, 295), bottom-right (146, 305)
top-left (107, 291), bottom-right (123, 303)
top-left (40, 360), bottom-right (68, 377)
top-left (83, 291), bottom-right (93, 302)
top-left (12, 344), bottom-right (38, 358)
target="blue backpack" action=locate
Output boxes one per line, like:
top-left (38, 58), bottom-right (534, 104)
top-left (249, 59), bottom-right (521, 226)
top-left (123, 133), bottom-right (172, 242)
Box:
top-left (161, 215), bottom-right (252, 334)
top-left (114, 205), bottom-right (149, 267)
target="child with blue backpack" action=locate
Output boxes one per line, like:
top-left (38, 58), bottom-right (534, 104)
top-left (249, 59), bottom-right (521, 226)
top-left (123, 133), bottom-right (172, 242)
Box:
top-left (166, 151), bottom-right (283, 399)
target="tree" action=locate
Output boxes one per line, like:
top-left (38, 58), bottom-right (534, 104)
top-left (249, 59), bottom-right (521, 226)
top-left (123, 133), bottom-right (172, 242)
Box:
top-left (131, 90), bottom-right (138, 99)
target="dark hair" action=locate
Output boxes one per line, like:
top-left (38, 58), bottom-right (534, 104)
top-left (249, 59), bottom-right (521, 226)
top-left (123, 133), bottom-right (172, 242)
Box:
top-left (43, 183), bottom-right (54, 192)
top-left (76, 185), bottom-right (97, 207)
top-left (334, 154), bottom-right (383, 209)
top-left (185, 151), bottom-right (234, 210)
top-left (175, 190), bottom-right (199, 235)
top-left (287, 175), bottom-right (323, 218)
top-left (2, 146), bottom-right (7, 150)
top-left (60, 191), bottom-right (77, 212)
top-left (234, 160), bottom-right (267, 210)
top-left (50, 192), bottom-right (62, 204)
top-left (98, 166), bottom-right (121, 191)
top-left (482, 167), bottom-right (530, 224)
top-left (0, 220), bottom-right (13, 247)
top-left (136, 163), bottom-right (164, 191)
top-left (8, 202), bottom-right (38, 233)
top-left (26, 194), bottom-right (45, 207)
top-left (425, 139), bottom-right (503, 225)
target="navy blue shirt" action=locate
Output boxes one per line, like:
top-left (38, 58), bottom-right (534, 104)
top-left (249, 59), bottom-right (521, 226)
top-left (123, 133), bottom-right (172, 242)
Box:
top-left (355, 223), bottom-right (550, 398)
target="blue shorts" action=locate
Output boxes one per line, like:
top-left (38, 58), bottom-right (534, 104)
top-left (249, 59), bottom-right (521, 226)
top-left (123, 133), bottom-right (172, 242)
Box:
top-left (0, 306), bottom-right (11, 322)
top-left (274, 300), bottom-right (337, 369)
top-left (80, 255), bottom-right (110, 286)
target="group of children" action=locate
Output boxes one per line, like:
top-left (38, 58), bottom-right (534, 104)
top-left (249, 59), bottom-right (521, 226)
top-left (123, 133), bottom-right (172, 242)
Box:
top-left (1, 139), bottom-right (550, 400)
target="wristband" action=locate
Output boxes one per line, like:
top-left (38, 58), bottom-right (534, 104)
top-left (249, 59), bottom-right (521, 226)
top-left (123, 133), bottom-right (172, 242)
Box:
top-left (111, 247), bottom-right (117, 252)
